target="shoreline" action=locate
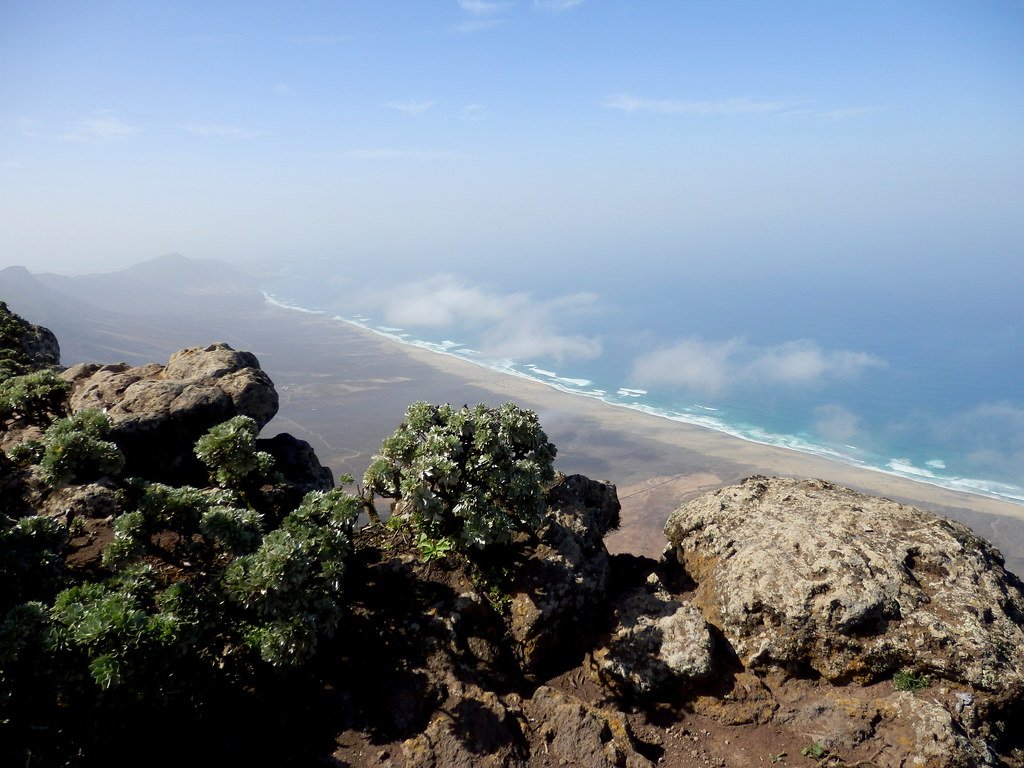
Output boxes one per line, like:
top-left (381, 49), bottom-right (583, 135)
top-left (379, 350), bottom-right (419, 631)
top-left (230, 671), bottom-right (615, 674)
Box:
top-left (262, 292), bottom-right (1024, 509)
top-left (280, 308), bottom-right (1024, 571)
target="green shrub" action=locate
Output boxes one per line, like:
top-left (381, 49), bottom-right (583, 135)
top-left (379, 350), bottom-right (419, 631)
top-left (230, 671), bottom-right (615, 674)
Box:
top-left (0, 370), bottom-right (68, 425)
top-left (0, 515), bottom-right (67, 612)
top-left (195, 415), bottom-right (276, 488)
top-left (48, 577), bottom-right (184, 690)
top-left (226, 488), bottom-right (360, 665)
top-left (364, 401), bottom-right (557, 551)
top-left (101, 483), bottom-right (255, 569)
top-left (893, 668), bottom-right (930, 692)
top-left (5, 439), bottom-right (44, 466)
top-left (39, 409), bottom-right (124, 486)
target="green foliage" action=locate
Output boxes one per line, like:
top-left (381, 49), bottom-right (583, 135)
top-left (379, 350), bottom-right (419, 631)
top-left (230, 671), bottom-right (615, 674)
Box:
top-left (416, 531), bottom-right (455, 563)
top-left (39, 409), bottom-right (124, 486)
top-left (226, 488), bottom-right (360, 665)
top-left (364, 401), bottom-right (557, 551)
top-left (0, 370), bottom-right (68, 425)
top-left (101, 483), bottom-right (254, 569)
top-left (48, 577), bottom-right (183, 690)
top-left (801, 741), bottom-right (828, 759)
top-left (5, 439), bottom-right (44, 466)
top-left (0, 302), bottom-right (45, 380)
top-left (0, 515), bottom-right (67, 612)
top-left (194, 415), bottom-right (276, 488)
top-left (892, 668), bottom-right (930, 692)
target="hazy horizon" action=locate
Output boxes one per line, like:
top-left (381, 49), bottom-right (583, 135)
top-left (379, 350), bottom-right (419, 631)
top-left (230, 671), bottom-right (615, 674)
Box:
top-left (3, 2), bottom-right (1023, 500)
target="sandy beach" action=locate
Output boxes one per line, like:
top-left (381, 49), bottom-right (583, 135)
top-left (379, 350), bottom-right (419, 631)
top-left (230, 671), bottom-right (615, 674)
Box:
top-left (200, 301), bottom-right (1024, 577)
top-left (31, 279), bottom-right (1022, 578)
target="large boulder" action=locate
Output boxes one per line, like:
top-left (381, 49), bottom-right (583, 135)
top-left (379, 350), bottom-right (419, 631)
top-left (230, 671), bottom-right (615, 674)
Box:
top-left (506, 474), bottom-right (620, 679)
top-left (592, 573), bottom-right (714, 697)
top-left (62, 343), bottom-right (279, 484)
top-left (664, 476), bottom-right (1024, 704)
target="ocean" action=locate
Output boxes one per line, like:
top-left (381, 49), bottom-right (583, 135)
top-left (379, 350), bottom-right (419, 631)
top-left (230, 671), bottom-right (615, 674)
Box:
top-left (260, 258), bottom-right (1024, 506)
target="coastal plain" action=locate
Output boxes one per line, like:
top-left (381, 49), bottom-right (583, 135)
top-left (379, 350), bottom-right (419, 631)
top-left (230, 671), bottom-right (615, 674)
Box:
top-left (235, 302), bottom-right (1024, 576)
top-left (5, 257), bottom-right (1022, 576)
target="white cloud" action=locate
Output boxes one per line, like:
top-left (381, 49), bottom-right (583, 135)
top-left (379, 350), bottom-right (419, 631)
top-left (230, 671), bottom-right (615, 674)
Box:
top-left (373, 275), bottom-right (602, 364)
top-left (603, 94), bottom-right (877, 120)
top-left (60, 112), bottom-right (141, 142)
top-left (819, 106), bottom-right (878, 120)
top-left (461, 104), bottom-right (489, 121)
top-left (747, 340), bottom-right (882, 384)
top-left (341, 148), bottom-right (460, 161)
top-left (459, 0), bottom-right (511, 14)
top-left (535, 0), bottom-right (585, 10)
top-left (602, 94), bottom-right (789, 116)
top-left (629, 338), bottom-right (742, 395)
top-left (282, 35), bottom-right (351, 44)
top-left (179, 122), bottom-right (265, 138)
top-left (383, 100), bottom-right (437, 116)
top-left (631, 337), bottom-right (884, 395)
top-left (452, 18), bottom-right (506, 33)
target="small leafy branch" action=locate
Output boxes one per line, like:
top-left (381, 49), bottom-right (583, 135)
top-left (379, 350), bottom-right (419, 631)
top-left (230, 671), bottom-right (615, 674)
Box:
top-left (194, 415), bottom-right (276, 489)
top-left (801, 741), bottom-right (828, 760)
top-left (892, 668), bottom-right (930, 692)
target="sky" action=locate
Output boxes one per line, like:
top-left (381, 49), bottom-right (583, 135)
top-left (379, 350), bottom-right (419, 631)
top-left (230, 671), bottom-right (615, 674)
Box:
top-left (1, 0), bottom-right (1022, 280)
top-left (2, 1), bottom-right (1023, 495)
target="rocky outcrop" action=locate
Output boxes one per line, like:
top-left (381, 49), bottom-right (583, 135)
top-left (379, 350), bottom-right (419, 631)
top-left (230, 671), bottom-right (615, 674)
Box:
top-left (593, 573), bottom-right (714, 697)
top-left (62, 343), bottom-right (280, 484)
top-left (506, 474), bottom-right (620, 679)
top-left (526, 686), bottom-right (653, 768)
top-left (0, 300), bottom-right (60, 372)
top-left (663, 475), bottom-right (1024, 766)
top-left (664, 477), bottom-right (1024, 698)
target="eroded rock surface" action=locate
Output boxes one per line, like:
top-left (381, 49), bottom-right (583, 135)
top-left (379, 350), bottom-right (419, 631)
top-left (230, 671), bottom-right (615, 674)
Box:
top-left (663, 476), bottom-right (1024, 765)
top-left (593, 573), bottom-right (714, 697)
top-left (665, 477), bottom-right (1024, 697)
top-left (62, 343), bottom-right (279, 484)
top-left (506, 474), bottom-right (621, 679)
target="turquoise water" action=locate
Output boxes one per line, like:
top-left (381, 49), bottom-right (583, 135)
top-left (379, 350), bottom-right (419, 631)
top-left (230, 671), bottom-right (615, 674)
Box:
top-left (261, 262), bottom-right (1024, 506)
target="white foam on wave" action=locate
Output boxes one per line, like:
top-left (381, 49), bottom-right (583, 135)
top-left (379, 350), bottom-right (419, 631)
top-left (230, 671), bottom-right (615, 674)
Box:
top-left (267, 293), bottom-right (1024, 508)
top-left (261, 290), bottom-right (325, 314)
top-left (617, 388), bottom-right (647, 397)
top-left (528, 366), bottom-right (558, 378)
top-left (882, 458), bottom-right (1024, 504)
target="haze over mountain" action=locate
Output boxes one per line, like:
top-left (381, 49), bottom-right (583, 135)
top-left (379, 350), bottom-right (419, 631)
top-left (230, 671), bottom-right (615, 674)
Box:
top-left (0, 254), bottom-right (263, 364)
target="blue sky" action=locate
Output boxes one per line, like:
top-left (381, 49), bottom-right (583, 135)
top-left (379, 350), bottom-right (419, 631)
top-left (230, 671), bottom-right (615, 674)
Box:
top-left (1, 0), bottom-right (1022, 277)
top-left (2, 1), bottom-right (1023, 496)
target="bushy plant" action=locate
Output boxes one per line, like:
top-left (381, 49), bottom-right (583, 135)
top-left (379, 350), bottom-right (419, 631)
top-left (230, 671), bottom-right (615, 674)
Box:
top-left (0, 370), bottom-right (68, 425)
top-left (5, 439), bottom-right (44, 466)
top-left (101, 481), bottom-right (254, 571)
top-left (39, 409), bottom-right (124, 486)
top-left (194, 415), bottom-right (276, 488)
top-left (0, 515), bottom-right (67, 612)
top-left (0, 302), bottom-right (45, 379)
top-left (893, 668), bottom-right (930, 692)
top-left (226, 488), bottom-right (360, 666)
top-left (364, 402), bottom-right (557, 551)
top-left (48, 574), bottom-right (184, 690)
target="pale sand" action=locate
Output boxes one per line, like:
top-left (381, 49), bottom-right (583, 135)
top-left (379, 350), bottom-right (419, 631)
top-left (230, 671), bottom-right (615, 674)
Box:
top-left (150, 301), bottom-right (1024, 576)
top-left (389, 337), bottom-right (1024, 565)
